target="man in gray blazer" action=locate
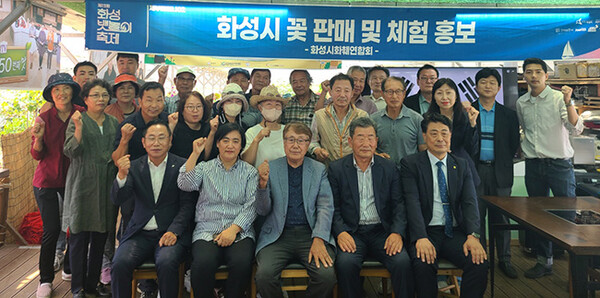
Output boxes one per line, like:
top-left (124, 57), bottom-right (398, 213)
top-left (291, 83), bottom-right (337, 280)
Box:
top-left (254, 122), bottom-right (336, 298)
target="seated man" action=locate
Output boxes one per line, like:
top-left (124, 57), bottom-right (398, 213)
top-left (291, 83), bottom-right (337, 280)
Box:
top-left (111, 120), bottom-right (195, 298)
top-left (400, 113), bottom-right (488, 298)
top-left (254, 122), bottom-right (337, 298)
top-left (329, 117), bottom-right (412, 298)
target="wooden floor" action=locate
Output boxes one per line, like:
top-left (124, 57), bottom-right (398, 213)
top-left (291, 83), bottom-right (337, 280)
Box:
top-left (0, 243), bottom-right (593, 298)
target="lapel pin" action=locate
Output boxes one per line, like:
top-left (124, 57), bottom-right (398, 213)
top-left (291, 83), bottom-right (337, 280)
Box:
top-left (453, 165), bottom-right (456, 169)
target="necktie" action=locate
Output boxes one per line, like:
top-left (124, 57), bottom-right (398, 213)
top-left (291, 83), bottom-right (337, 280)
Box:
top-left (436, 161), bottom-right (453, 238)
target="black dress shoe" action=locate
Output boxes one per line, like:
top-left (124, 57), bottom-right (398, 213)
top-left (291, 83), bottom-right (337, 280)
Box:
top-left (524, 263), bottom-right (553, 279)
top-left (73, 290), bottom-right (85, 298)
top-left (96, 284), bottom-right (111, 297)
top-left (498, 261), bottom-right (518, 279)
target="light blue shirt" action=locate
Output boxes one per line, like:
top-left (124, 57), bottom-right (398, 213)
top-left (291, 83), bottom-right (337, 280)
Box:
top-left (165, 94), bottom-right (180, 114)
top-left (427, 151), bottom-right (456, 227)
top-left (177, 157), bottom-right (258, 242)
top-left (479, 102), bottom-right (496, 161)
top-left (418, 94), bottom-right (431, 115)
top-left (353, 156), bottom-right (381, 225)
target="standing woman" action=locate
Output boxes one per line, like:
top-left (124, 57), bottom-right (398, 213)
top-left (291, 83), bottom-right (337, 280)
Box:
top-left (105, 73), bottom-right (139, 123)
top-left (427, 78), bottom-right (480, 186)
top-left (168, 91), bottom-right (215, 160)
top-left (31, 73), bottom-right (85, 298)
top-left (177, 123), bottom-right (258, 298)
top-left (207, 83), bottom-right (249, 159)
top-left (63, 79), bottom-right (120, 297)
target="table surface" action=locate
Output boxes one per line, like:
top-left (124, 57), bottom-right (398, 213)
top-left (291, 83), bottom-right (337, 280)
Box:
top-left (482, 196), bottom-right (600, 255)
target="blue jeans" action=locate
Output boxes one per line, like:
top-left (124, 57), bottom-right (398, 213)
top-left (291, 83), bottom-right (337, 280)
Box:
top-left (524, 158), bottom-right (576, 261)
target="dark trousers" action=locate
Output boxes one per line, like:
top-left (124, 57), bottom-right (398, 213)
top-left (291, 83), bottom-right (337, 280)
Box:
top-left (476, 163), bottom-right (512, 263)
top-left (111, 230), bottom-right (187, 298)
top-left (411, 226), bottom-right (489, 298)
top-left (255, 226), bottom-right (336, 298)
top-left (525, 158), bottom-right (576, 261)
top-left (34, 187), bottom-right (64, 284)
top-left (191, 238), bottom-right (254, 298)
top-left (335, 224), bottom-right (412, 298)
top-left (69, 231), bottom-right (107, 293)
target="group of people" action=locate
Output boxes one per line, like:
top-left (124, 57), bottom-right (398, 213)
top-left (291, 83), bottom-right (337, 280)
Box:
top-left (31, 53), bottom-right (581, 298)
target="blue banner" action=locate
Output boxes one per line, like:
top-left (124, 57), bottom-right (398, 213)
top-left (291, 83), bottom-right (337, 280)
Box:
top-left (86, 0), bottom-right (600, 61)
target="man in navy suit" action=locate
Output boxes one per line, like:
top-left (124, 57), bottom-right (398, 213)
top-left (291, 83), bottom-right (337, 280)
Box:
top-left (254, 122), bottom-right (336, 298)
top-left (401, 113), bottom-right (488, 298)
top-left (111, 120), bottom-right (195, 298)
top-left (329, 117), bottom-right (412, 298)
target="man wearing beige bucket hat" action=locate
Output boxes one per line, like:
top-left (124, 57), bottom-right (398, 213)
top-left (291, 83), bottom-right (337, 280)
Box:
top-left (242, 85), bottom-right (289, 167)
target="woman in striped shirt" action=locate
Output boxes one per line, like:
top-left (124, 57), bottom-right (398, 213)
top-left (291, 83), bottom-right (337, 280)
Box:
top-left (177, 122), bottom-right (258, 298)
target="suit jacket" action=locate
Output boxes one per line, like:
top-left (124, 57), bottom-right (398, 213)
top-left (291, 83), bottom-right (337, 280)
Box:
top-left (404, 92), bottom-right (424, 114)
top-left (112, 153), bottom-right (196, 243)
top-left (329, 154), bottom-right (406, 239)
top-left (255, 157), bottom-right (335, 254)
top-left (400, 151), bottom-right (479, 243)
top-left (472, 100), bottom-right (520, 188)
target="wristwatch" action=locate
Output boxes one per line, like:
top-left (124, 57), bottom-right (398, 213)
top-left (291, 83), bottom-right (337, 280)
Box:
top-left (469, 232), bottom-right (480, 239)
top-left (566, 100), bottom-right (575, 106)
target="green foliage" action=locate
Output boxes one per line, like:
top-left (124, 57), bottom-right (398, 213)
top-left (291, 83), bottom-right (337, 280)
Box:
top-left (0, 90), bottom-right (44, 135)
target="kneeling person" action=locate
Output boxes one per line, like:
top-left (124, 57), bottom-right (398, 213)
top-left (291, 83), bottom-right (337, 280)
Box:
top-left (329, 117), bottom-right (412, 298)
top-left (111, 120), bottom-right (195, 298)
top-left (255, 122), bottom-right (337, 298)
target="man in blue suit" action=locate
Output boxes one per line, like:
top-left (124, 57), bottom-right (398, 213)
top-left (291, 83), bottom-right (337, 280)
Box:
top-left (254, 122), bottom-right (336, 298)
top-left (111, 120), bottom-right (195, 298)
top-left (329, 117), bottom-right (412, 298)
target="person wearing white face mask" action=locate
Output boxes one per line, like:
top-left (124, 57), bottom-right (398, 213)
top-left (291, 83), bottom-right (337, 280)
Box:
top-left (208, 83), bottom-right (250, 159)
top-left (242, 85), bottom-right (289, 167)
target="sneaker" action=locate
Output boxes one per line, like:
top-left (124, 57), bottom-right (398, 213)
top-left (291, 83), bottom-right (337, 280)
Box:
top-left (62, 271), bottom-right (72, 281)
top-left (72, 290), bottom-right (85, 298)
top-left (97, 283), bottom-right (111, 297)
top-left (139, 291), bottom-right (157, 298)
top-left (498, 261), bottom-right (518, 279)
top-left (36, 283), bottom-right (52, 298)
top-left (184, 269), bottom-right (191, 293)
top-left (53, 251), bottom-right (64, 272)
top-left (100, 267), bottom-right (111, 285)
top-left (524, 263), bottom-right (553, 279)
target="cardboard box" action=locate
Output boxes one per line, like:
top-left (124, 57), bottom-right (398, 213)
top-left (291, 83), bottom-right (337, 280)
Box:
top-left (577, 61), bottom-right (589, 78)
top-left (555, 62), bottom-right (578, 79)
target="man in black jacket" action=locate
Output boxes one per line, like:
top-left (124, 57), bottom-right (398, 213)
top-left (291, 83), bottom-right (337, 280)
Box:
top-left (404, 64), bottom-right (439, 115)
top-left (472, 68), bottom-right (520, 278)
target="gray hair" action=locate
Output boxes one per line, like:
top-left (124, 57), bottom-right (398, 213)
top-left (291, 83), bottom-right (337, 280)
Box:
top-left (347, 65), bottom-right (366, 76)
top-left (349, 117), bottom-right (377, 138)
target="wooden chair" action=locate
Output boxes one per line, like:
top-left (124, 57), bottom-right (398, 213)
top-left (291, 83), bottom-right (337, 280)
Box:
top-left (131, 262), bottom-right (185, 298)
top-left (437, 258), bottom-right (463, 298)
top-left (359, 260), bottom-right (394, 298)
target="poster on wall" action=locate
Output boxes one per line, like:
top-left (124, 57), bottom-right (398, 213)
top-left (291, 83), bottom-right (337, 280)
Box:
top-left (0, 3), bottom-right (64, 89)
top-left (86, 0), bottom-right (600, 61)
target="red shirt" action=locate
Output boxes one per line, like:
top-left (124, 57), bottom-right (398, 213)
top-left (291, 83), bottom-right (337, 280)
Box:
top-left (31, 104), bottom-right (86, 188)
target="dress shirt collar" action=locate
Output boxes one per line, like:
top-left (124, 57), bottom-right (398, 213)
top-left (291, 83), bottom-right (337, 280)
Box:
top-left (419, 93), bottom-right (428, 104)
top-left (384, 104), bottom-right (408, 120)
top-left (352, 155), bottom-right (375, 172)
top-left (427, 150), bottom-right (447, 168)
top-left (478, 100), bottom-right (496, 112)
top-left (523, 85), bottom-right (552, 102)
top-left (147, 154), bottom-right (168, 168)
top-left (216, 155), bottom-right (241, 171)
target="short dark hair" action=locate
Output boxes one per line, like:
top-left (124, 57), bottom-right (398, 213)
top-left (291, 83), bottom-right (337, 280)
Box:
top-left (73, 61), bottom-right (97, 75)
top-left (349, 117), bottom-right (377, 138)
top-left (475, 68), bottom-right (501, 85)
top-left (428, 78), bottom-right (463, 117)
top-left (417, 64), bottom-right (439, 79)
top-left (139, 82), bottom-right (165, 98)
top-left (283, 122), bottom-right (312, 140)
top-left (177, 91), bottom-right (210, 124)
top-left (81, 79), bottom-right (112, 99)
top-left (523, 57), bottom-right (547, 73)
top-left (116, 53), bottom-right (139, 62)
top-left (368, 66), bottom-right (390, 78)
top-left (214, 122), bottom-right (246, 157)
top-left (330, 73), bottom-right (354, 90)
top-left (143, 119), bottom-right (172, 137)
top-left (381, 76), bottom-right (406, 92)
top-left (289, 69), bottom-right (313, 84)
top-left (421, 112), bottom-right (453, 133)
top-left (251, 69), bottom-right (271, 79)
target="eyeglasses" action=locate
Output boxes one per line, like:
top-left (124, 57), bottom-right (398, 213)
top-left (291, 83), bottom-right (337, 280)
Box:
top-left (384, 89), bottom-right (405, 96)
top-left (284, 137), bottom-right (310, 145)
top-left (145, 135), bottom-right (168, 144)
top-left (419, 76), bottom-right (438, 82)
top-left (88, 93), bottom-right (110, 100)
top-left (185, 105), bottom-right (203, 111)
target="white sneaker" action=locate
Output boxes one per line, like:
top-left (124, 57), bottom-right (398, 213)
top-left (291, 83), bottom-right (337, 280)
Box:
top-left (36, 283), bottom-right (52, 298)
top-left (53, 251), bottom-right (64, 272)
top-left (61, 271), bottom-right (72, 281)
top-left (184, 269), bottom-right (191, 293)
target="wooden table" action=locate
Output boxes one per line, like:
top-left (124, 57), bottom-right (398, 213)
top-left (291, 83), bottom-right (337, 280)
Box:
top-left (482, 196), bottom-right (600, 298)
